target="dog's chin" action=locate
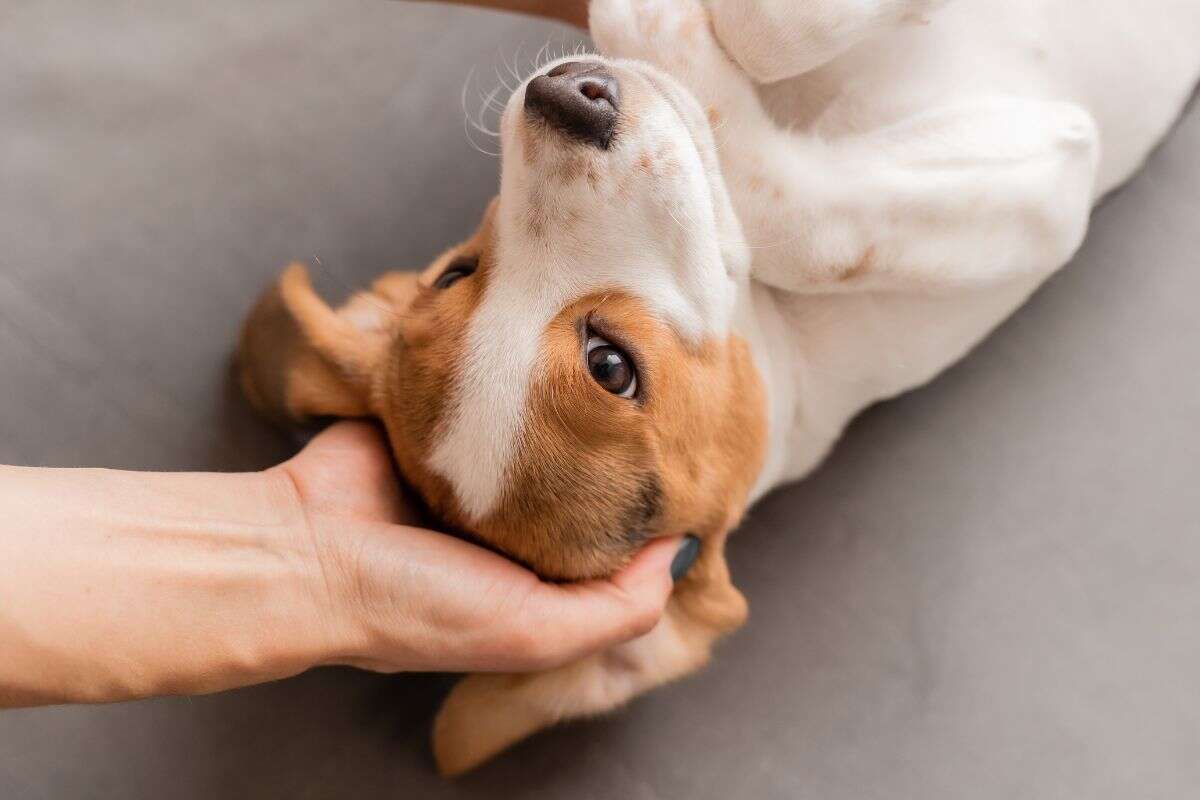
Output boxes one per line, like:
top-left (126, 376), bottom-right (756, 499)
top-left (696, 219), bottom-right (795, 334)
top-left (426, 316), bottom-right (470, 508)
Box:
top-left (394, 473), bottom-right (639, 582)
top-left (490, 533), bottom-right (640, 583)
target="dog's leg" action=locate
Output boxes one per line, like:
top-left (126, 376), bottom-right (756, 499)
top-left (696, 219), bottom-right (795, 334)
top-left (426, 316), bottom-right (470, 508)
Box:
top-left (707, 0), bottom-right (950, 82)
top-left (726, 97), bottom-right (1100, 294)
top-left (592, 0), bottom-right (1099, 295)
top-left (432, 539), bottom-right (747, 776)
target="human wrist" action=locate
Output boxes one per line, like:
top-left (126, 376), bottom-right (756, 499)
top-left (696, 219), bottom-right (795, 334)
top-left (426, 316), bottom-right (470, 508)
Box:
top-left (127, 468), bottom-right (346, 696)
top-left (259, 465), bottom-right (375, 674)
top-left (110, 467), bottom-right (356, 697)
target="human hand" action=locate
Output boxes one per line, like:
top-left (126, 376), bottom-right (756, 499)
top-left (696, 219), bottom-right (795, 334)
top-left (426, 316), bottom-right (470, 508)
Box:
top-left (274, 421), bottom-right (695, 674)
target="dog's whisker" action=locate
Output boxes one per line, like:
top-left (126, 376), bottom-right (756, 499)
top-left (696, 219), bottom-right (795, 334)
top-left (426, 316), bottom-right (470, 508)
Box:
top-left (494, 64), bottom-right (517, 96)
top-left (505, 41), bottom-right (525, 86)
top-left (471, 82), bottom-right (506, 139)
top-left (491, 48), bottom-right (518, 94)
top-left (473, 92), bottom-right (501, 122)
top-left (477, 84), bottom-right (506, 115)
top-left (467, 113), bottom-right (501, 138)
top-left (664, 205), bottom-right (694, 236)
top-left (460, 69), bottom-right (502, 155)
top-left (533, 40), bottom-right (552, 73)
top-left (460, 65), bottom-right (477, 104)
top-left (503, 43), bottom-right (517, 83)
top-left (467, 117), bottom-right (501, 139)
top-left (464, 121), bottom-right (501, 155)
top-left (461, 73), bottom-right (502, 156)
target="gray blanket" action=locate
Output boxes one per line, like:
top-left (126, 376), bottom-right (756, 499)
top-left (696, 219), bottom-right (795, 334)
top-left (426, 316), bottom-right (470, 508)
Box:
top-left (2, 2), bottom-right (1197, 797)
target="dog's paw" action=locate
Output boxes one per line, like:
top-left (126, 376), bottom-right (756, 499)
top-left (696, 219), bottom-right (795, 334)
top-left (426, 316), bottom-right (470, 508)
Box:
top-left (589, 0), bottom-right (753, 107)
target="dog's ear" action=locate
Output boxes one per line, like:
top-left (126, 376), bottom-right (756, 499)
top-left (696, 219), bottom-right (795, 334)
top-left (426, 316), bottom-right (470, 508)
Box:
top-left (236, 263), bottom-right (408, 425)
top-left (432, 533), bottom-right (748, 775)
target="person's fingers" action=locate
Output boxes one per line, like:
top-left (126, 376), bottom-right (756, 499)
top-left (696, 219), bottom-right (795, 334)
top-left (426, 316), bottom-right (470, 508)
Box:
top-left (281, 419), bottom-right (418, 524)
top-left (509, 535), bottom-right (700, 669)
top-left (292, 419), bottom-right (384, 460)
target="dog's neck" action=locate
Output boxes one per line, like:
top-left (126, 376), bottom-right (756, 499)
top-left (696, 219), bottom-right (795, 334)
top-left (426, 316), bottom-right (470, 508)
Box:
top-left (731, 278), bottom-right (800, 502)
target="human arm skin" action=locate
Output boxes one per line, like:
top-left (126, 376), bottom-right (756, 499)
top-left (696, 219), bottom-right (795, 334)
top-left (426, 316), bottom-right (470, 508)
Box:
top-left (0, 422), bottom-right (684, 708)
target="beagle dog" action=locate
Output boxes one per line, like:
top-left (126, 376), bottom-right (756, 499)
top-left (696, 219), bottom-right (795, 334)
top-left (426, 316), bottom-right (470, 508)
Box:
top-left (237, 0), bottom-right (1200, 775)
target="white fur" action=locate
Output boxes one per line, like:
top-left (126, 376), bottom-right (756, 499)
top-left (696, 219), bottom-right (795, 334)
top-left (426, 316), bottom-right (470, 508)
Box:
top-left (429, 58), bottom-right (747, 519)
top-left (591, 0), bottom-right (1200, 498)
top-left (434, 0), bottom-right (1200, 518)
top-left (430, 5), bottom-right (1198, 763)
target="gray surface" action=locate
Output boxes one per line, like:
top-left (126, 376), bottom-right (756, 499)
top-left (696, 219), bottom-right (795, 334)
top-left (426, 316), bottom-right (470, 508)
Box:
top-left (1, 2), bottom-right (1198, 798)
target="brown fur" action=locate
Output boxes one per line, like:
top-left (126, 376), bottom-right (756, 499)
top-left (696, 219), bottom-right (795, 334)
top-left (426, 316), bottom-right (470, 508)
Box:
top-left (477, 291), bottom-right (766, 580)
top-left (236, 197), bottom-right (767, 775)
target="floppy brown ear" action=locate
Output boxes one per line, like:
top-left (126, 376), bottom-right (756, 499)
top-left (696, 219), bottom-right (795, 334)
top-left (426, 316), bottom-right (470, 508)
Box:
top-left (432, 533), bottom-right (748, 776)
top-left (236, 262), bottom-right (404, 426)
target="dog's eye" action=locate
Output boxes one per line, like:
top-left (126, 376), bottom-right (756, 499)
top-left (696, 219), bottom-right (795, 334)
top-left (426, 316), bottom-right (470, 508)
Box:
top-left (586, 334), bottom-right (637, 398)
top-left (434, 257), bottom-right (477, 289)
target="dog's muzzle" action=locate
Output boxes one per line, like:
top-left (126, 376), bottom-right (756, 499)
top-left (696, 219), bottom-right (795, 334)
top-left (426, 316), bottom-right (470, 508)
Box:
top-left (524, 61), bottom-right (619, 149)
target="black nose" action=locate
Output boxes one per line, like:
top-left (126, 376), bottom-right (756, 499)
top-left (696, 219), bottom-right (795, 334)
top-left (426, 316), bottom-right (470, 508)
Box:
top-left (524, 61), bottom-right (620, 149)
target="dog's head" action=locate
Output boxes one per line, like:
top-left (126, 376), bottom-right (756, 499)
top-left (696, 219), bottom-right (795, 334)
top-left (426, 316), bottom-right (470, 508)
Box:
top-left (239, 58), bottom-right (766, 580)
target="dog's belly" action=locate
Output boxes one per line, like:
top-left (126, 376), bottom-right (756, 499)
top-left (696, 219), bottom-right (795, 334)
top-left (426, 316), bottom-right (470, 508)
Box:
top-left (757, 0), bottom-right (1200, 195)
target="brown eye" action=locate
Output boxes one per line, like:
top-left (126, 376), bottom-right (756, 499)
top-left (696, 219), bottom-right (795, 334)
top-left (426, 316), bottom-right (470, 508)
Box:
top-left (586, 334), bottom-right (637, 398)
top-left (434, 257), bottom-right (477, 289)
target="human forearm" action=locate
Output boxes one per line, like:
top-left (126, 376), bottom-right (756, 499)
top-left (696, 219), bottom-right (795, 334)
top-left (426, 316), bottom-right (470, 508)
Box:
top-left (0, 421), bottom-right (688, 709)
top-left (0, 466), bottom-right (330, 706)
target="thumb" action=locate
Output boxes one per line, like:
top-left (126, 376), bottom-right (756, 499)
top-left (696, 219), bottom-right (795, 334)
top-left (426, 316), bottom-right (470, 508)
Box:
top-left (517, 535), bottom-right (701, 667)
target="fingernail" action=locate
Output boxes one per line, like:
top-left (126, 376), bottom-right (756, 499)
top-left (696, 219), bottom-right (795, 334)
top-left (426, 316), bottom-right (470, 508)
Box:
top-left (670, 535), bottom-right (701, 582)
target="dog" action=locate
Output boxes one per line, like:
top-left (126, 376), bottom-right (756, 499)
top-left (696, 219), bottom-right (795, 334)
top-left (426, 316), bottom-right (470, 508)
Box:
top-left (237, 0), bottom-right (1200, 775)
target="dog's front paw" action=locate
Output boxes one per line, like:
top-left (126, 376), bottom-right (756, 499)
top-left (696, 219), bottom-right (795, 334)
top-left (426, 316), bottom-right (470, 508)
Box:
top-left (589, 0), bottom-right (753, 108)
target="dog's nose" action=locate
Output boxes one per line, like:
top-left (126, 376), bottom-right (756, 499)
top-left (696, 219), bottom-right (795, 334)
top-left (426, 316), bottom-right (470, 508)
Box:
top-left (524, 61), bottom-right (619, 149)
